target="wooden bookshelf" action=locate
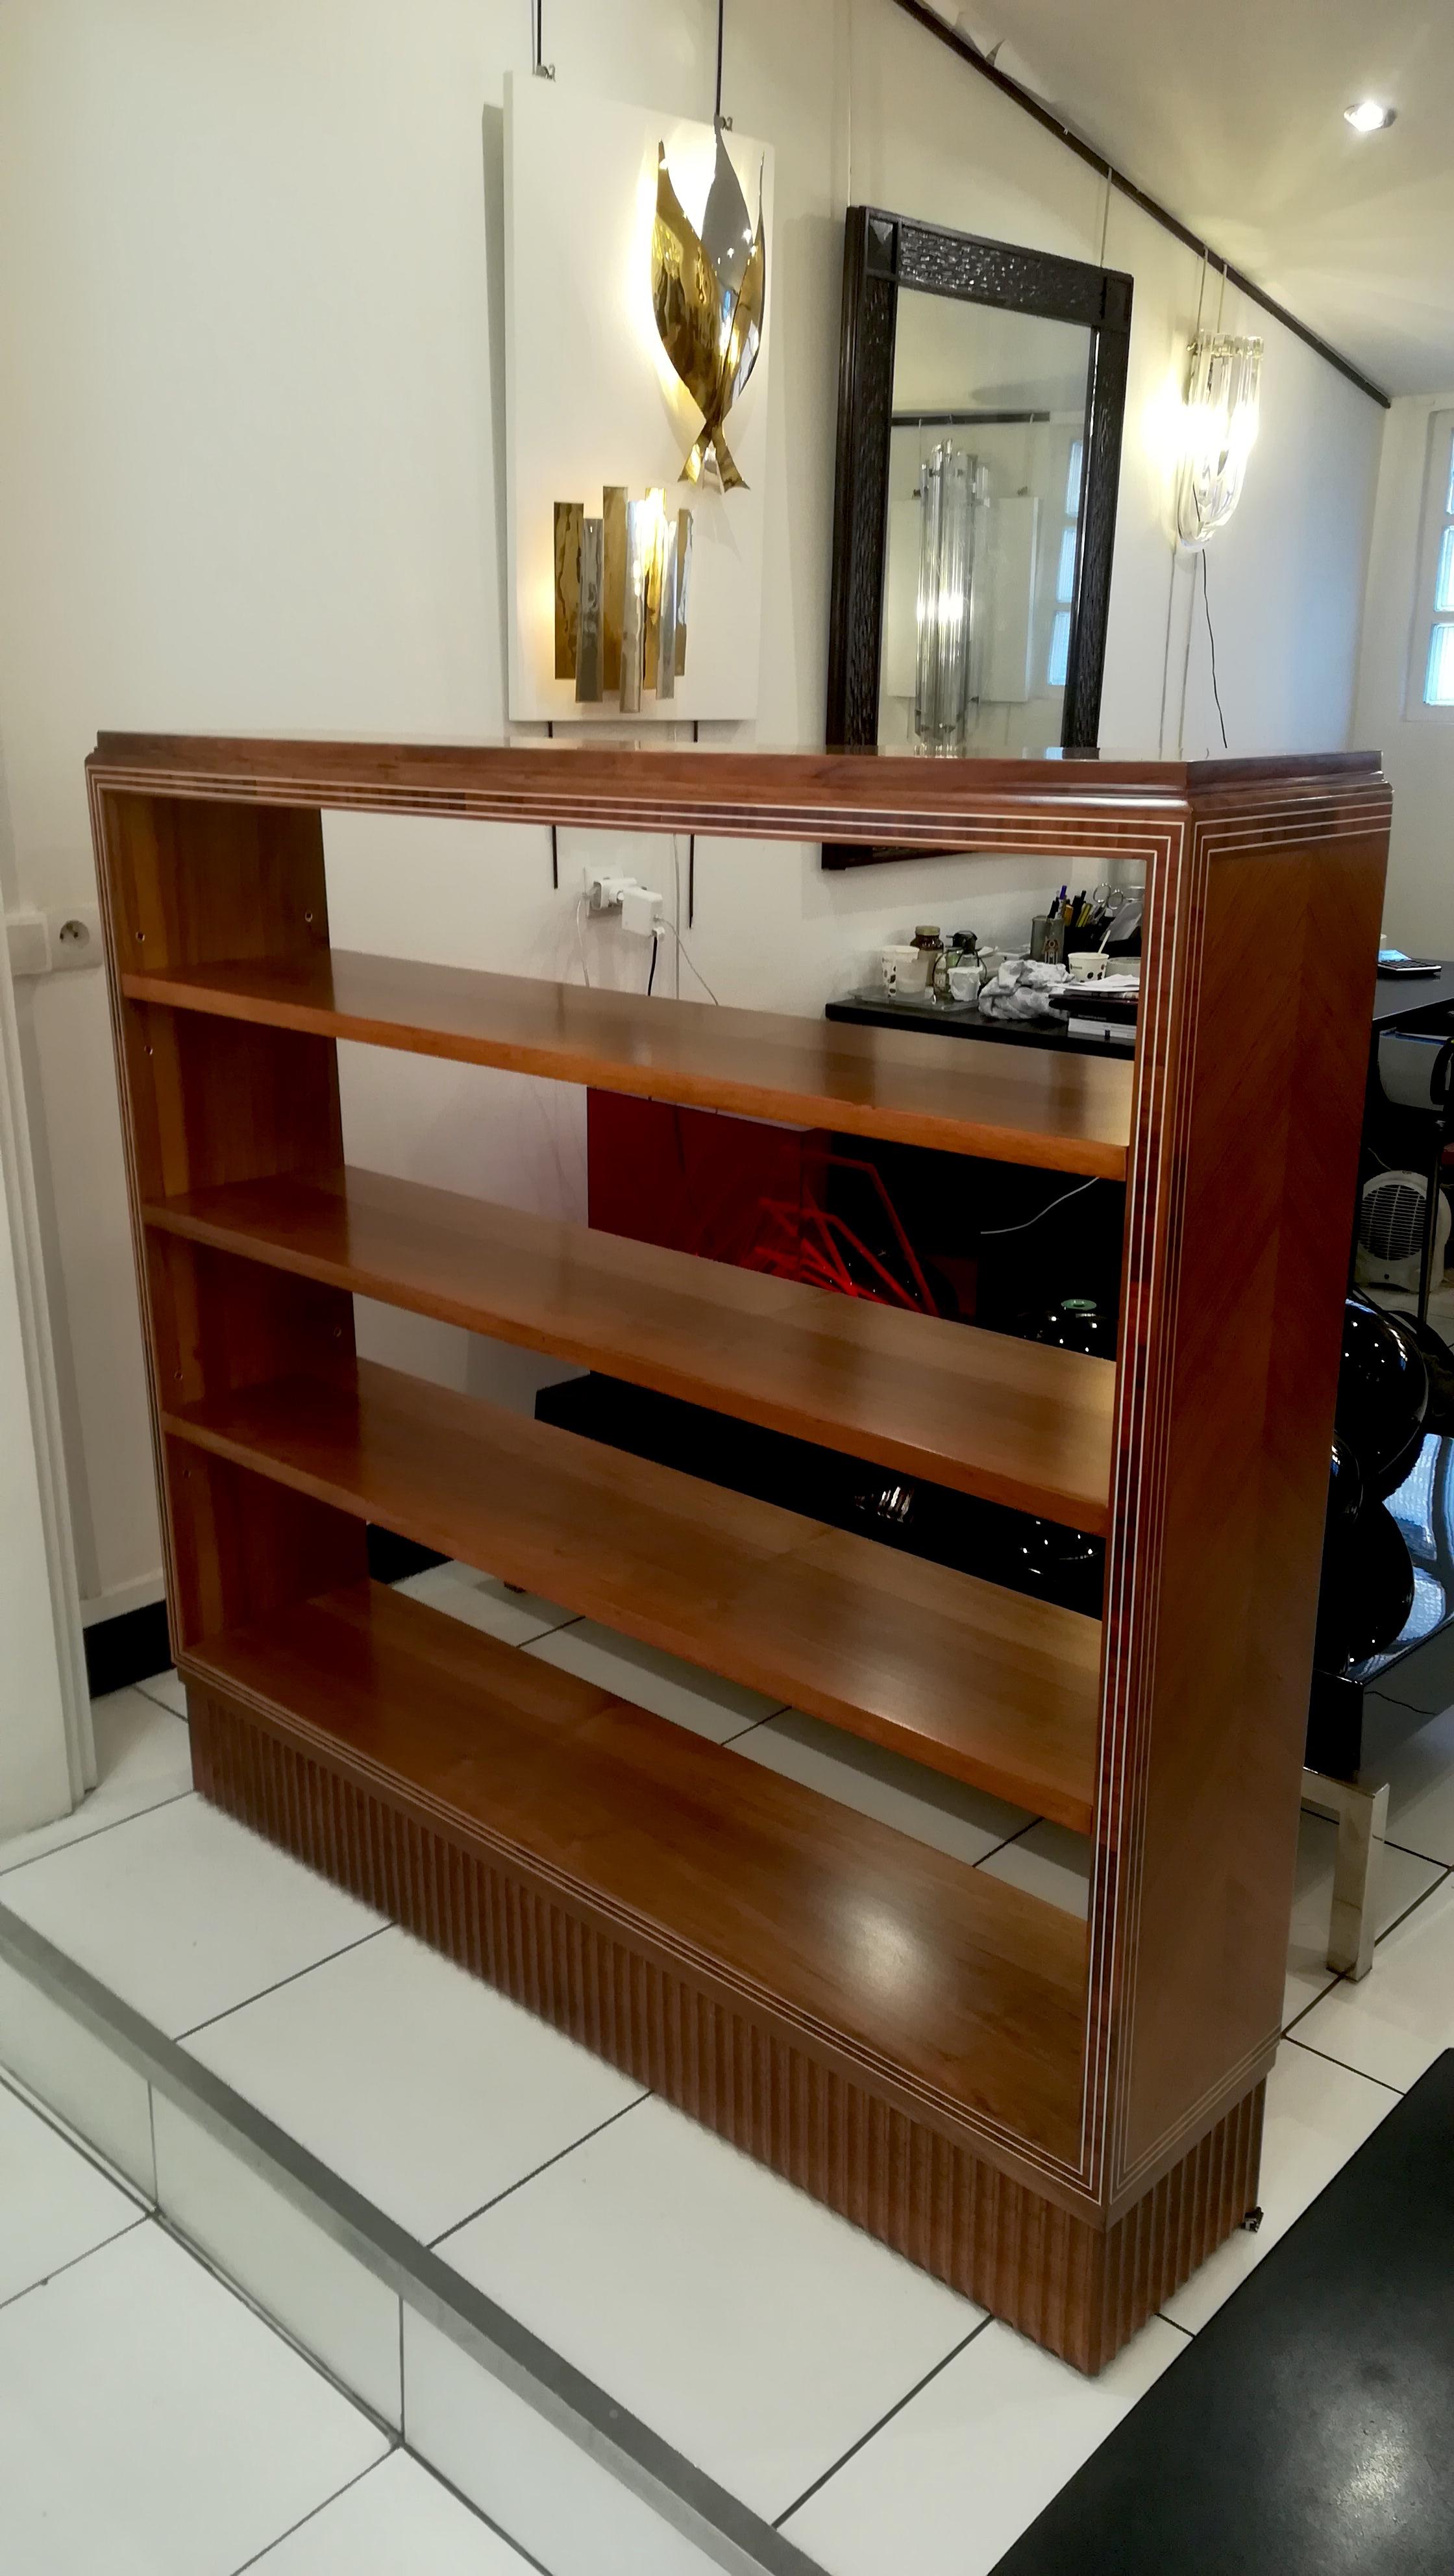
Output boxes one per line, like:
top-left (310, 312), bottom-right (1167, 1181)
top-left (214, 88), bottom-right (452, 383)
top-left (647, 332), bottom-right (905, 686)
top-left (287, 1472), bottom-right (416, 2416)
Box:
top-left (120, 948), bottom-right (1133, 1176)
top-left (160, 1354), bottom-right (1102, 1830)
top-left (90, 736), bottom-right (1390, 2372)
top-left (143, 1165), bottom-right (1116, 1530)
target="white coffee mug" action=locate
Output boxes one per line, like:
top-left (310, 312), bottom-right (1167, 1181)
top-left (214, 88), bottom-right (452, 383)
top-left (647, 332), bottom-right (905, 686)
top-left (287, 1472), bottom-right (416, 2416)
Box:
top-left (881, 945), bottom-right (928, 995)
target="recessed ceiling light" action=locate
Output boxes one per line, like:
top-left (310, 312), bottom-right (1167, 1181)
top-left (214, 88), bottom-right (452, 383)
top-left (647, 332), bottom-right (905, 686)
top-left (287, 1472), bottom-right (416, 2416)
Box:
top-left (1345, 99), bottom-right (1396, 132)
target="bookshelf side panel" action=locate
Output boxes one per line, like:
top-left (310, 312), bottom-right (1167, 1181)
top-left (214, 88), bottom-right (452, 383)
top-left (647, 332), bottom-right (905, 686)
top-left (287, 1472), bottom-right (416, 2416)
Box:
top-left (1093, 785), bottom-right (1388, 2203)
top-left (92, 790), bottom-right (365, 1652)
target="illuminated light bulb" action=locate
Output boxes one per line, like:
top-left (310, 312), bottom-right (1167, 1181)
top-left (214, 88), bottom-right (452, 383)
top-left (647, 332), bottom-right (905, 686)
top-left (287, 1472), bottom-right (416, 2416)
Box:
top-left (1344, 99), bottom-right (1396, 132)
top-left (1175, 334), bottom-right (1263, 548)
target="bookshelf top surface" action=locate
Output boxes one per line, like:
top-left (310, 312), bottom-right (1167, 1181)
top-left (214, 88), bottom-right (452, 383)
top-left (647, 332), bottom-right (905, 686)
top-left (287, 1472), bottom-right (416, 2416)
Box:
top-left (89, 733), bottom-right (1388, 845)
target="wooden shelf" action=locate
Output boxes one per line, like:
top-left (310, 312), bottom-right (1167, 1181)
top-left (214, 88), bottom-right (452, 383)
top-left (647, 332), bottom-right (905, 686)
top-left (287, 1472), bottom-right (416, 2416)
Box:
top-left (184, 1577), bottom-right (1088, 2157)
top-left (121, 950), bottom-right (1133, 1177)
top-left (162, 1357), bottom-right (1103, 1831)
top-left (144, 1166), bottom-right (1116, 1532)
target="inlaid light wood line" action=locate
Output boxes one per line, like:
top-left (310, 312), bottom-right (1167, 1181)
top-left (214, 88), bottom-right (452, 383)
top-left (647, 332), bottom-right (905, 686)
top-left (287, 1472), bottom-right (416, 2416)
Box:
top-left (160, 1357), bottom-right (1105, 1834)
top-left (1100, 826), bottom-right (1204, 2188)
top-left (1080, 816), bottom-right (1185, 2186)
top-left (142, 1165), bottom-right (1116, 1532)
top-left (119, 951), bottom-right (1135, 1178)
top-left (88, 735), bottom-right (1381, 844)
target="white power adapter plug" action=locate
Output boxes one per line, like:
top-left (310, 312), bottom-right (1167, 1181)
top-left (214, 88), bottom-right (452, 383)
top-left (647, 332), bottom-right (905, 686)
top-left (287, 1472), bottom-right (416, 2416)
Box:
top-left (621, 884), bottom-right (663, 938)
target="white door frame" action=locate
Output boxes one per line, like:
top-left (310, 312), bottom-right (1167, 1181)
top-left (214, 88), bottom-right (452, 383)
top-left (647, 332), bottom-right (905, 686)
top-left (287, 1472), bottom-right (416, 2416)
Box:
top-left (0, 889), bottom-right (91, 1835)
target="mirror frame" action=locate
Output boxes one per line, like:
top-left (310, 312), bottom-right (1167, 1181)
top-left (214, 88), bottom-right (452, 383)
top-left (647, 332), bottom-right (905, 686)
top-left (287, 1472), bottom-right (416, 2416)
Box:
top-left (824, 206), bottom-right (1133, 871)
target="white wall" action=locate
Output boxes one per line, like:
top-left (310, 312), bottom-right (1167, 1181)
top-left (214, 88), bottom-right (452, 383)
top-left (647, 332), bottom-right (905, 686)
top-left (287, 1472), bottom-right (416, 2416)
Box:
top-left (0, 0), bottom-right (1385, 1611)
top-left (1354, 392), bottom-right (1454, 953)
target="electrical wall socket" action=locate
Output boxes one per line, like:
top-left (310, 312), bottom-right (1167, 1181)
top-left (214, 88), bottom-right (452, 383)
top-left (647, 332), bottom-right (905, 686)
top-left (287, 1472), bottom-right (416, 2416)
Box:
top-left (5, 904), bottom-right (103, 978)
top-left (584, 868), bottom-right (634, 913)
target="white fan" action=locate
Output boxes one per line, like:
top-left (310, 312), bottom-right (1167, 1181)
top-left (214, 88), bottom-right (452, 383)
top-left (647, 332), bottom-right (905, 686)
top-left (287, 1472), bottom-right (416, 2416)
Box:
top-left (1356, 1169), bottom-right (1451, 1293)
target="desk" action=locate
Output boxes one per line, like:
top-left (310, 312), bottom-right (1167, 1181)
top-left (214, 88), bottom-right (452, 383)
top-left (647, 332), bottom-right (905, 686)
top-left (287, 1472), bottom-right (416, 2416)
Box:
top-left (1373, 961), bottom-right (1454, 1031)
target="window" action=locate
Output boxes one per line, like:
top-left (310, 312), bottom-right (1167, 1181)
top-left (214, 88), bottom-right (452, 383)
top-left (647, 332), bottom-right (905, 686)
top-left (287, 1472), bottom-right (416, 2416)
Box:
top-left (1409, 410), bottom-right (1454, 714)
top-left (1046, 438), bottom-right (1083, 691)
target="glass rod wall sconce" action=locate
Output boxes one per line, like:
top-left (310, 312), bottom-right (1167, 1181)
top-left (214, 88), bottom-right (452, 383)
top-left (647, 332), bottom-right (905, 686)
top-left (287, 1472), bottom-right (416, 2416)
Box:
top-left (555, 489), bottom-right (693, 710)
top-left (915, 441), bottom-right (981, 754)
top-left (1175, 334), bottom-right (1263, 548)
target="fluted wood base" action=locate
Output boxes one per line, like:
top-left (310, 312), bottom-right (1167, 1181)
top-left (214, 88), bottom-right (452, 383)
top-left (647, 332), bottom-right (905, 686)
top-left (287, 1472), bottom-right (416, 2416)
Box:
top-left (186, 1673), bottom-right (1262, 2373)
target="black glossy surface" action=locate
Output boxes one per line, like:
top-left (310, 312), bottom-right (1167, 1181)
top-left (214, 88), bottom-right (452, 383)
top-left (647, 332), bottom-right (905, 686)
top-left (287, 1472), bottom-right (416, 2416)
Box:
top-left (825, 993), bottom-right (1131, 1058)
top-left (1372, 961), bottom-right (1454, 1031)
top-left (996, 2051), bottom-right (1454, 2575)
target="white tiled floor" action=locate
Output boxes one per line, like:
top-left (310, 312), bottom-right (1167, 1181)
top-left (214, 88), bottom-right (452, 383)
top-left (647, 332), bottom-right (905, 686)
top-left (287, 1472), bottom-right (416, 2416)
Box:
top-left (0, 1791), bottom-right (387, 2037)
top-left (0, 2075), bottom-right (143, 2305)
top-left (437, 2092), bottom-right (977, 2523)
top-left (4, 1579), bottom-right (1454, 2576)
top-left (0, 1683), bottom-right (192, 1878)
top-left (784, 2313), bottom-right (1187, 2576)
top-left (249, 2451), bottom-right (532, 2571)
top-left (0, 2062), bottom-right (532, 2571)
top-left (0, 2161), bottom-right (376, 2571)
top-left (185, 1925), bottom-right (645, 2243)
top-left (525, 1616), bottom-right (788, 1740)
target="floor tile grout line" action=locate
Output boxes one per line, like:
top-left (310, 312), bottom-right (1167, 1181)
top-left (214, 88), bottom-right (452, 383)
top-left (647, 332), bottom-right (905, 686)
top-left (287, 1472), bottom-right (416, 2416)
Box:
top-left (0, 2209), bottom-right (151, 2318)
top-left (225, 2453), bottom-right (388, 2575)
top-left (1283, 2031), bottom-right (1408, 2096)
top-left (1374, 1862), bottom-right (1454, 1946)
top-left (720, 1706), bottom-right (792, 1746)
top-left (132, 1676), bottom-right (188, 1718)
top-left (1281, 1972), bottom-right (1348, 2037)
top-left (0, 1901), bottom-right (873, 2576)
top-left (0, 1784), bottom-right (198, 1881)
top-left (974, 1814), bottom-right (1042, 1866)
top-left (772, 2316), bottom-right (994, 2531)
top-left (174, 1922), bottom-right (396, 2044)
top-left (147, 2201), bottom-right (402, 2446)
top-left (429, 2090), bottom-right (652, 2250)
top-left (0, 2061), bottom-right (154, 2211)
top-left (1384, 1833), bottom-right (1454, 1866)
top-left (398, 2436), bottom-right (557, 2576)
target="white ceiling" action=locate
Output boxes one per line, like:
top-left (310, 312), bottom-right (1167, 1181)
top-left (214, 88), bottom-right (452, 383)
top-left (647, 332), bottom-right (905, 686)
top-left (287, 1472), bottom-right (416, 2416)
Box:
top-left (941, 1), bottom-right (1454, 399)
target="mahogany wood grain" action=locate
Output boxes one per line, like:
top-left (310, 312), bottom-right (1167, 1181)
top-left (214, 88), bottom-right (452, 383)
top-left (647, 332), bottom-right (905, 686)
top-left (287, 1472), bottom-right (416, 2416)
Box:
top-left (90, 791), bottom-right (365, 1653)
top-left (161, 1356), bottom-right (1103, 1831)
top-left (184, 1577), bottom-right (1087, 2153)
top-left (121, 950), bottom-right (1133, 1178)
top-left (142, 1165), bottom-right (1116, 1530)
top-left (88, 731), bottom-right (1385, 846)
top-left (1095, 806), bottom-right (1393, 2201)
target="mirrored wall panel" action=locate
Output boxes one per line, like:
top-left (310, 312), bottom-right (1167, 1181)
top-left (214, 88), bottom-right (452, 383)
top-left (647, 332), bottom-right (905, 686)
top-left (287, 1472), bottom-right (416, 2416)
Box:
top-left (881, 296), bottom-right (1093, 757)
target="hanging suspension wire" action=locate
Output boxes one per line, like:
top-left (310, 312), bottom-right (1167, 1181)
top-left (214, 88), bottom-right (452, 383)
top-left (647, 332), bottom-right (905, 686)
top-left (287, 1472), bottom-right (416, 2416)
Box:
top-left (715, 0), bottom-right (726, 123)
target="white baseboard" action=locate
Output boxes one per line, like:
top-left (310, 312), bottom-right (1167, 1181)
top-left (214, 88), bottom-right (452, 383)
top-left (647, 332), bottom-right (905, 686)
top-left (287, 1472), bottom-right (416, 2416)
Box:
top-left (79, 1572), bottom-right (166, 1629)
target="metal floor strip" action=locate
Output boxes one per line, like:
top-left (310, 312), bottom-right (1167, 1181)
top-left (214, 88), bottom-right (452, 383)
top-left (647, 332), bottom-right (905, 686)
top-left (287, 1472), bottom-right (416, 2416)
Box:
top-left (0, 1900), bottom-right (824, 2576)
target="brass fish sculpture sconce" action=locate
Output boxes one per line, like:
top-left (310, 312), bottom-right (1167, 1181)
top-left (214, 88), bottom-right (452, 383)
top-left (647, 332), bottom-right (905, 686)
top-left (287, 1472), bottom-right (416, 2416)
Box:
top-left (652, 125), bottom-right (765, 492)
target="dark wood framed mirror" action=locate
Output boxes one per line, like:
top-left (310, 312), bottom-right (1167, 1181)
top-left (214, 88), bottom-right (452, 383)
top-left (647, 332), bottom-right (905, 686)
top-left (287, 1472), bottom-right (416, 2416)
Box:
top-left (824, 206), bottom-right (1133, 871)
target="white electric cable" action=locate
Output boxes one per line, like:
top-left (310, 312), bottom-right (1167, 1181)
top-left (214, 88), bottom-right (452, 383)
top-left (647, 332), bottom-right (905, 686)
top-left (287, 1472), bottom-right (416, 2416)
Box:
top-left (669, 836), bottom-right (720, 1002)
top-left (980, 1176), bottom-right (1102, 1237)
top-left (574, 890), bottom-right (592, 987)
